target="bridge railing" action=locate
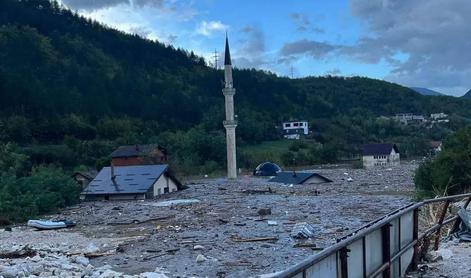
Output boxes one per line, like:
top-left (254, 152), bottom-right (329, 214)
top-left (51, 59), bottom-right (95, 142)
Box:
top-left (271, 193), bottom-right (471, 278)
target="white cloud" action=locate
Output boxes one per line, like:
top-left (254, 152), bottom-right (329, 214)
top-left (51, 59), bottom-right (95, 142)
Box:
top-left (195, 21), bottom-right (228, 37)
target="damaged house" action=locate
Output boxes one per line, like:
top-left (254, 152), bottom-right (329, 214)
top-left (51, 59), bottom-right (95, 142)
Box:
top-left (80, 164), bottom-right (183, 201)
top-left (362, 143), bottom-right (400, 168)
top-left (111, 144), bottom-right (167, 166)
top-left (269, 171), bottom-right (332, 185)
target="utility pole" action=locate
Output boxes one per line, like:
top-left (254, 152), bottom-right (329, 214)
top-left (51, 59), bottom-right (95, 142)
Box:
top-left (213, 49), bottom-right (219, 69)
top-left (290, 66), bottom-right (294, 79)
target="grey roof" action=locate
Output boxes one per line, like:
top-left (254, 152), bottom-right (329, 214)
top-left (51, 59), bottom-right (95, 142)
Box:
top-left (362, 143), bottom-right (399, 156)
top-left (110, 144), bottom-right (164, 158)
top-left (72, 170), bottom-right (98, 180)
top-left (82, 164), bottom-right (180, 195)
top-left (268, 171), bottom-right (332, 184)
top-left (224, 35), bottom-right (231, 66)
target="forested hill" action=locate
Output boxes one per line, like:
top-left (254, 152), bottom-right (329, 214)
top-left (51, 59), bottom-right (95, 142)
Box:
top-left (1, 0), bottom-right (471, 173)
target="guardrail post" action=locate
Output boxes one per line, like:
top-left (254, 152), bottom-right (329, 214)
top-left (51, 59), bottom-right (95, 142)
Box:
top-left (381, 224), bottom-right (391, 278)
top-left (433, 200), bottom-right (450, 250)
top-left (411, 208), bottom-right (419, 270)
top-left (339, 247), bottom-right (349, 278)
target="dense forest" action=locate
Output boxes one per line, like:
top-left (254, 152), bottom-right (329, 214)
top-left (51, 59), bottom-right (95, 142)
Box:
top-left (1, 0), bottom-right (471, 175)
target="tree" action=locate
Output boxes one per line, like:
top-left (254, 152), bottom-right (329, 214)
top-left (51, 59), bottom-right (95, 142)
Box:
top-left (415, 127), bottom-right (471, 198)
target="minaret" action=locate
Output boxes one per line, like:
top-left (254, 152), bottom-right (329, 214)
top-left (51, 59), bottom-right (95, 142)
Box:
top-left (222, 35), bottom-right (237, 179)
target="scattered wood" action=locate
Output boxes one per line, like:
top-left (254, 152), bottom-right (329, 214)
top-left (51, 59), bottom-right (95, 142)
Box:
top-left (84, 250), bottom-right (115, 258)
top-left (242, 187), bottom-right (275, 194)
top-left (231, 236), bottom-right (278, 242)
top-left (293, 243), bottom-right (317, 248)
top-left (107, 215), bottom-right (174, 225)
top-left (165, 248), bottom-right (180, 253)
top-left (0, 245), bottom-right (36, 259)
top-left (142, 253), bottom-right (167, 261)
top-left (218, 218), bottom-right (229, 224)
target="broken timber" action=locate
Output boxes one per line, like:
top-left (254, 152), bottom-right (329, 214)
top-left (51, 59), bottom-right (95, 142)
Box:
top-left (231, 236), bottom-right (278, 242)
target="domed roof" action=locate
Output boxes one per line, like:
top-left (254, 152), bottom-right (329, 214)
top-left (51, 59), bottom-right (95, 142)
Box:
top-left (253, 162), bottom-right (282, 176)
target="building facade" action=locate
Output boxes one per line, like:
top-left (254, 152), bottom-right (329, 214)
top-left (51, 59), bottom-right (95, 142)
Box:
top-left (282, 121), bottom-right (309, 139)
top-left (362, 143), bottom-right (400, 168)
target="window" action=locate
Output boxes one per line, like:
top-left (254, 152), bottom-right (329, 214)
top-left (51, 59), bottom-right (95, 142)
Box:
top-left (285, 123), bottom-right (291, 128)
top-left (293, 123), bottom-right (299, 127)
top-left (164, 187), bottom-right (169, 193)
top-left (157, 188), bottom-right (161, 195)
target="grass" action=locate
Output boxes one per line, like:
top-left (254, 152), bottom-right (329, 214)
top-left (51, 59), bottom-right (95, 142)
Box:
top-left (240, 139), bottom-right (293, 155)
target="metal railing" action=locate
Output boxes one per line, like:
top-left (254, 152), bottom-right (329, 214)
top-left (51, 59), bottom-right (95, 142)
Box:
top-left (271, 193), bottom-right (471, 278)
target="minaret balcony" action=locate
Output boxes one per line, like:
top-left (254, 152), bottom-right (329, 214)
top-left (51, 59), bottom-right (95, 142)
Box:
top-left (222, 87), bottom-right (236, 95)
top-left (223, 120), bottom-right (238, 127)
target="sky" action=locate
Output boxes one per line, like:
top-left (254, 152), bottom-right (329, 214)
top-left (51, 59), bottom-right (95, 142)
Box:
top-left (58, 0), bottom-right (471, 97)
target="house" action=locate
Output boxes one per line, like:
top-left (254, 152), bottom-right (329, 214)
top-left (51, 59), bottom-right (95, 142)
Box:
top-left (429, 141), bottom-right (442, 154)
top-left (430, 113), bottom-right (449, 124)
top-left (268, 171), bottom-right (332, 185)
top-left (80, 164), bottom-right (183, 201)
top-left (362, 143), bottom-right (400, 168)
top-left (392, 114), bottom-right (426, 125)
top-left (110, 144), bottom-right (167, 166)
top-left (282, 121), bottom-right (309, 139)
top-left (72, 170), bottom-right (98, 189)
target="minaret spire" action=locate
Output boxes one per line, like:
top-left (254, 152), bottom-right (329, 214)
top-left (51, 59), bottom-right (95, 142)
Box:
top-left (222, 34), bottom-right (237, 179)
top-left (224, 33), bottom-right (231, 66)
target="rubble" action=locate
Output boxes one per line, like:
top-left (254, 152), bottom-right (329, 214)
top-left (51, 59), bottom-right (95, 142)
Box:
top-left (0, 162), bottom-right (418, 277)
top-left (290, 222), bottom-right (316, 239)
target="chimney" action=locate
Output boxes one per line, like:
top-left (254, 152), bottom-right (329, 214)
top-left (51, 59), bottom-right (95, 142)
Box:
top-left (111, 163), bottom-right (116, 181)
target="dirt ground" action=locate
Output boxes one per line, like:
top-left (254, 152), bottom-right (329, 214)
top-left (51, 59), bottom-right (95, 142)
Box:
top-left (1, 163), bottom-right (418, 277)
top-left (408, 239), bottom-right (471, 278)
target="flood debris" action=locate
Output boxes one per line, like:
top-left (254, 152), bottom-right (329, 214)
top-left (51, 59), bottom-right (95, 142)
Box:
top-left (231, 236), bottom-right (279, 242)
top-left (291, 222), bottom-right (316, 239)
top-left (0, 245), bottom-right (36, 259)
top-left (196, 254), bottom-right (207, 263)
top-left (258, 208), bottom-right (272, 216)
top-left (1, 163), bottom-right (418, 277)
top-left (147, 199), bottom-right (200, 207)
top-left (27, 219), bottom-right (75, 230)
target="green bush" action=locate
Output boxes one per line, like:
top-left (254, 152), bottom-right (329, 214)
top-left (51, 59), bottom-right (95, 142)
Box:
top-left (415, 127), bottom-right (471, 198)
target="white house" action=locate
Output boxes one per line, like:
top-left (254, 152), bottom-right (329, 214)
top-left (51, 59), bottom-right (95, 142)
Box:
top-left (393, 114), bottom-right (426, 125)
top-left (362, 143), bottom-right (400, 168)
top-left (282, 121), bottom-right (309, 139)
top-left (80, 164), bottom-right (183, 201)
top-left (430, 113), bottom-right (449, 124)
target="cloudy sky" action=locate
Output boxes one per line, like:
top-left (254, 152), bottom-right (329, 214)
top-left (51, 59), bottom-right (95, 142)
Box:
top-left (59, 0), bottom-right (471, 96)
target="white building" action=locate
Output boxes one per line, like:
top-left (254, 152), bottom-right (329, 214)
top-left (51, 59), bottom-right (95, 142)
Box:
top-left (282, 121), bottom-right (309, 139)
top-left (430, 113), bottom-right (449, 124)
top-left (393, 114), bottom-right (426, 125)
top-left (362, 143), bottom-right (400, 168)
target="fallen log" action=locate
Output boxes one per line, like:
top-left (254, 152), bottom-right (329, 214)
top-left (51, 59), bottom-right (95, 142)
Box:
top-left (84, 250), bottom-right (115, 258)
top-left (0, 246), bottom-right (36, 259)
top-left (241, 188), bottom-right (275, 194)
top-left (107, 215), bottom-right (174, 225)
top-left (231, 236), bottom-right (278, 242)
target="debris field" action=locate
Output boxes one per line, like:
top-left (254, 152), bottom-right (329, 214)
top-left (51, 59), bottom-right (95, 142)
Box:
top-left (0, 163), bottom-right (418, 277)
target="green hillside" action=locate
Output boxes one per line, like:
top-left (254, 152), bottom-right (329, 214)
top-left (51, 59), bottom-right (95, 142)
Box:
top-left (1, 0), bottom-right (471, 174)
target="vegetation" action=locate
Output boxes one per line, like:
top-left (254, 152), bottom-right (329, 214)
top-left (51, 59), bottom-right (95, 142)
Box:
top-left (0, 143), bottom-right (80, 223)
top-left (415, 127), bottom-right (471, 198)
